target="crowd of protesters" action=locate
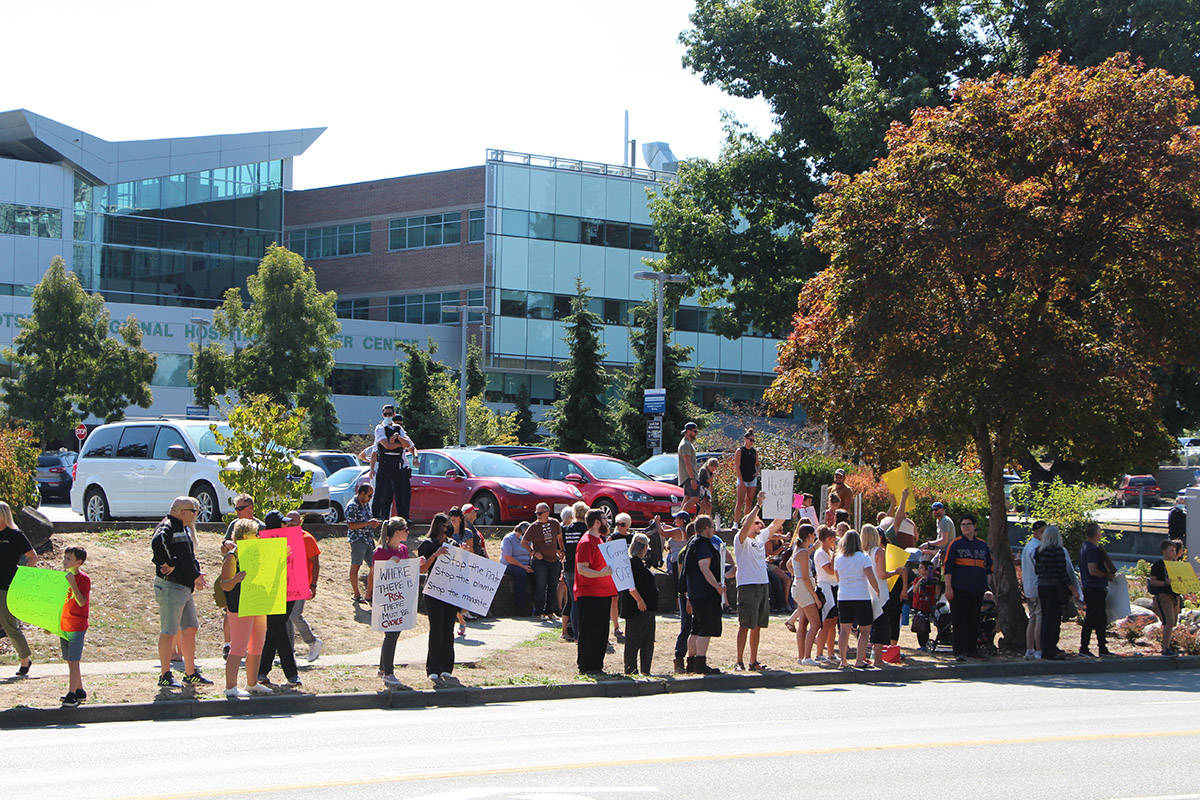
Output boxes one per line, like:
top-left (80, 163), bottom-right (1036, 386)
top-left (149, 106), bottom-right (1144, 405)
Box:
top-left (1, 412), bottom-right (1193, 707)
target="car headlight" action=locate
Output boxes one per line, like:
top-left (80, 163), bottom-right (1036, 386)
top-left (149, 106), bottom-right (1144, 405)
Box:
top-left (498, 482), bottom-right (532, 495)
top-left (624, 491), bottom-right (654, 503)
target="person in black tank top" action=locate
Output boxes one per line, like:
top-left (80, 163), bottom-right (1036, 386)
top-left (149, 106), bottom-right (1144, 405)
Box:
top-left (734, 429), bottom-right (760, 523)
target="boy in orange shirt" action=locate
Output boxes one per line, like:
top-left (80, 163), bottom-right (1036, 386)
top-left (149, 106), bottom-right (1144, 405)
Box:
top-left (61, 546), bottom-right (91, 707)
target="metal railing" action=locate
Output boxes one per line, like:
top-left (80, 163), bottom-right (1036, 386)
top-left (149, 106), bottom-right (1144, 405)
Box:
top-left (485, 148), bottom-right (675, 184)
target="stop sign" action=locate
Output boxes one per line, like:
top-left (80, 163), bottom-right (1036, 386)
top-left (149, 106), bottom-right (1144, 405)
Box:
top-left (75, 424), bottom-right (87, 441)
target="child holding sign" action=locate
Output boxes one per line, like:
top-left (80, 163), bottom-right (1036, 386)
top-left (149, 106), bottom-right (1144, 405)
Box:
top-left (59, 547), bottom-right (90, 707)
top-left (1148, 539), bottom-right (1181, 655)
top-left (373, 517), bottom-right (411, 687)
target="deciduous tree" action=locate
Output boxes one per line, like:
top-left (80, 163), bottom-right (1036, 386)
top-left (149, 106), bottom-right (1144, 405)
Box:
top-left (767, 54), bottom-right (1200, 650)
top-left (212, 394), bottom-right (313, 515)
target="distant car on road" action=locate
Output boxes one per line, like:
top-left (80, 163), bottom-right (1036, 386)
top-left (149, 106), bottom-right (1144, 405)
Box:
top-left (37, 451), bottom-right (77, 501)
top-left (638, 451), bottom-right (728, 485)
top-left (298, 451), bottom-right (361, 477)
top-left (1115, 474), bottom-right (1161, 507)
top-left (514, 452), bottom-right (684, 524)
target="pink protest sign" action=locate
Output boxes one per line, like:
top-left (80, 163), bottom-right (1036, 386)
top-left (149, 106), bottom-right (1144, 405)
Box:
top-left (792, 493), bottom-right (804, 510)
top-left (259, 526), bottom-right (311, 601)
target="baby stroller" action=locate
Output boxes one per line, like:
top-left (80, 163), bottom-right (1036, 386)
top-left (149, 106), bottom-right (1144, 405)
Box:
top-left (922, 593), bottom-right (998, 655)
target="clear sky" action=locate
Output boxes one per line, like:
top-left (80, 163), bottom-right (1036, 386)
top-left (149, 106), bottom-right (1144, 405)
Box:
top-left (3, 0), bottom-right (774, 189)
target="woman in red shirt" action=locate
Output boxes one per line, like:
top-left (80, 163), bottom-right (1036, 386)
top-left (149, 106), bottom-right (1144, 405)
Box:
top-left (574, 508), bottom-right (617, 674)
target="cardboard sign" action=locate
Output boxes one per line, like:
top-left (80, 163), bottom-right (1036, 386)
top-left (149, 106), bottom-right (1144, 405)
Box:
top-left (793, 493), bottom-right (805, 510)
top-left (1106, 574), bottom-right (1132, 621)
top-left (599, 539), bottom-right (635, 592)
top-left (371, 557), bottom-right (420, 632)
top-left (1165, 560), bottom-right (1200, 595)
top-left (760, 470), bottom-right (795, 519)
top-left (236, 538), bottom-right (287, 616)
top-left (423, 545), bottom-right (504, 614)
top-left (259, 526), bottom-right (311, 601)
top-left (882, 464), bottom-right (916, 512)
top-left (885, 544), bottom-right (909, 590)
top-left (6, 566), bottom-right (69, 639)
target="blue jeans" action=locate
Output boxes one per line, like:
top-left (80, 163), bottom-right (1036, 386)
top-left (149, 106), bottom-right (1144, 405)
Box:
top-left (531, 559), bottom-right (561, 616)
top-left (674, 595), bottom-right (693, 659)
top-left (505, 564), bottom-right (532, 616)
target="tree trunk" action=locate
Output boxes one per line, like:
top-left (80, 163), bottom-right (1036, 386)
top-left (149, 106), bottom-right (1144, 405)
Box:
top-left (985, 476), bottom-right (1026, 652)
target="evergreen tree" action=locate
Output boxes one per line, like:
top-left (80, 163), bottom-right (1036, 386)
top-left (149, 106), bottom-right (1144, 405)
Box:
top-left (513, 384), bottom-right (539, 445)
top-left (2, 257), bottom-right (156, 444)
top-left (545, 279), bottom-right (611, 452)
top-left (466, 334), bottom-right (487, 399)
top-left (612, 294), bottom-right (703, 464)
top-left (395, 339), bottom-right (455, 448)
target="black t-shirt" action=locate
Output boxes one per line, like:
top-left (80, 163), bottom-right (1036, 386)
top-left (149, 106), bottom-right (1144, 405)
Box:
top-left (417, 537), bottom-right (442, 564)
top-left (0, 527), bottom-right (34, 590)
top-left (562, 522), bottom-right (586, 571)
top-left (1149, 559), bottom-right (1178, 597)
top-left (684, 534), bottom-right (721, 601)
top-left (738, 447), bottom-right (758, 482)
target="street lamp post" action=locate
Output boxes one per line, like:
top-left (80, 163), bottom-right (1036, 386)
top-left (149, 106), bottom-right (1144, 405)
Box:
top-left (632, 270), bottom-right (687, 454)
top-left (443, 304), bottom-right (489, 447)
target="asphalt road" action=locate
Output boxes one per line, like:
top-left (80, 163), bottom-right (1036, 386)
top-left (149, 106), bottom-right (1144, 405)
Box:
top-left (5, 670), bottom-right (1200, 800)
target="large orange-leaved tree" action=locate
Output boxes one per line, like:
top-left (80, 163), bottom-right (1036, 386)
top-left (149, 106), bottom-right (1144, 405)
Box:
top-left (766, 53), bottom-right (1200, 649)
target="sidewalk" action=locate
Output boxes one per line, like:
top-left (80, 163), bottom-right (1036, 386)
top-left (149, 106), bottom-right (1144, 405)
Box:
top-left (24, 617), bottom-right (552, 678)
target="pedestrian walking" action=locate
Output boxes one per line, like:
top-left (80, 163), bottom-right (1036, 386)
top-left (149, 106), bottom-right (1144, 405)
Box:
top-left (943, 514), bottom-right (992, 662)
top-left (419, 513), bottom-right (457, 684)
top-left (220, 519), bottom-right (270, 697)
top-left (151, 496), bottom-right (212, 688)
top-left (257, 511), bottom-right (301, 689)
top-left (1079, 522), bottom-right (1115, 657)
top-left (1035, 524), bottom-right (1082, 660)
top-left (620, 533), bottom-right (658, 675)
top-left (0, 501), bottom-right (35, 678)
top-left (574, 508), bottom-right (617, 674)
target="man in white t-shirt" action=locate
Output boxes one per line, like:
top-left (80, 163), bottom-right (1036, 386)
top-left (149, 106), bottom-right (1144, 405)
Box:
top-left (733, 503), bottom-right (783, 671)
top-left (1020, 520), bottom-right (1047, 659)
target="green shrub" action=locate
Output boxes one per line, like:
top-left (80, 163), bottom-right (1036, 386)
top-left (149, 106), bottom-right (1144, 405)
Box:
top-left (1010, 478), bottom-right (1110, 554)
top-left (901, 462), bottom-right (991, 542)
top-left (0, 427), bottom-right (39, 511)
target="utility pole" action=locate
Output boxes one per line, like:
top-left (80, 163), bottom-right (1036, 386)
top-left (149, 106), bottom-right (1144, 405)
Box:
top-left (632, 270), bottom-right (687, 454)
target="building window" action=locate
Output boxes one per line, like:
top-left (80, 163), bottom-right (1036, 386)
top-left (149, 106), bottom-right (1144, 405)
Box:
top-left (495, 208), bottom-right (656, 252)
top-left (289, 222), bottom-right (371, 260)
top-left (386, 291), bottom-right (466, 324)
top-left (388, 212), bottom-right (463, 250)
top-left (468, 209), bottom-right (485, 242)
top-left (336, 297), bottom-right (370, 319)
top-left (331, 364), bottom-right (399, 396)
top-left (0, 204), bottom-right (63, 239)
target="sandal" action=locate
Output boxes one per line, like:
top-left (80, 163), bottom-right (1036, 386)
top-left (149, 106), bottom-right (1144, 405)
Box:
top-left (784, 620), bottom-right (797, 633)
top-left (749, 662), bottom-right (766, 671)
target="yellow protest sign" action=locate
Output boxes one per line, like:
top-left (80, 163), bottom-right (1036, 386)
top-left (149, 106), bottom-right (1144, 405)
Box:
top-left (885, 544), bottom-right (909, 590)
top-left (882, 464), bottom-right (916, 512)
top-left (6, 566), bottom-right (69, 639)
top-left (1165, 560), bottom-right (1200, 595)
top-left (236, 538), bottom-right (287, 616)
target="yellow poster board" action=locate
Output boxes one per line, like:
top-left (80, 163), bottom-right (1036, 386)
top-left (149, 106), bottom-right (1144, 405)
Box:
top-left (882, 464), bottom-right (916, 512)
top-left (885, 544), bottom-right (909, 590)
top-left (1165, 560), bottom-right (1200, 595)
top-left (236, 538), bottom-right (287, 616)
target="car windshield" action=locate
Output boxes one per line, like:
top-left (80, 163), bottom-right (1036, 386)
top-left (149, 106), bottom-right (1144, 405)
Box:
top-left (639, 454), bottom-right (676, 475)
top-left (582, 457), bottom-right (652, 481)
top-left (327, 466), bottom-right (368, 487)
top-left (180, 423), bottom-right (234, 455)
top-left (449, 450), bottom-right (537, 479)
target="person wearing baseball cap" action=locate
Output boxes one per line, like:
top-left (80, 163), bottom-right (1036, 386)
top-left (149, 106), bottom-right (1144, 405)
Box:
top-left (1021, 520), bottom-right (1047, 659)
top-left (921, 501), bottom-right (956, 555)
top-left (678, 423), bottom-right (701, 514)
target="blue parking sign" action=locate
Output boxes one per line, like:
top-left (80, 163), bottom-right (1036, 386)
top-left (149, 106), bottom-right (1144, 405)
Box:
top-left (643, 388), bottom-right (666, 414)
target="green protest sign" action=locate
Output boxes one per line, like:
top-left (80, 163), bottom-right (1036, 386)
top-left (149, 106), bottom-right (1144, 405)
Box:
top-left (6, 566), bottom-right (69, 640)
top-left (236, 538), bottom-right (287, 616)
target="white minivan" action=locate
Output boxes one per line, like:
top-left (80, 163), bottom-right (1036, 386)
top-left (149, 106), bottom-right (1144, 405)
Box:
top-left (70, 419), bottom-right (330, 522)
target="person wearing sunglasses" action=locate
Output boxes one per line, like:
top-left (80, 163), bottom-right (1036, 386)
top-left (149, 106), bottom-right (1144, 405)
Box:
top-left (220, 494), bottom-right (264, 658)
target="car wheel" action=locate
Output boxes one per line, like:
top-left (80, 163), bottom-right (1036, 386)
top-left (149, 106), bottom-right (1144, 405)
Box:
top-left (323, 502), bottom-right (344, 524)
top-left (472, 492), bottom-right (500, 526)
top-left (191, 483), bottom-right (219, 523)
top-left (596, 498), bottom-right (619, 527)
top-left (84, 488), bottom-right (110, 522)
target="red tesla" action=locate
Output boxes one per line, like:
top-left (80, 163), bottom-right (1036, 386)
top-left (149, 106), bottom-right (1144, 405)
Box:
top-left (514, 452), bottom-right (684, 524)
top-left (409, 448), bottom-right (583, 525)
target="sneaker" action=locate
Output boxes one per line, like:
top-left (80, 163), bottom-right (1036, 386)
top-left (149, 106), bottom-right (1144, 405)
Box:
top-left (382, 674), bottom-right (402, 687)
top-left (1023, 650), bottom-right (1034, 660)
top-left (222, 643), bottom-right (231, 660)
top-left (158, 671), bottom-right (181, 688)
top-left (1079, 648), bottom-right (1096, 658)
top-left (1033, 650), bottom-right (1042, 659)
top-left (257, 675), bottom-right (274, 686)
top-left (224, 687), bottom-right (250, 699)
top-left (428, 673), bottom-right (441, 683)
top-left (248, 684), bottom-right (273, 695)
top-left (1098, 648), bottom-right (1112, 657)
top-left (15, 660), bottom-right (31, 678)
top-left (440, 672), bottom-right (454, 681)
top-left (733, 662), bottom-right (746, 671)
top-left (307, 638), bottom-right (324, 663)
top-left (800, 658), bottom-right (820, 667)
top-left (60, 691), bottom-right (79, 707)
top-left (284, 679), bottom-right (303, 689)
top-left (183, 671), bottom-right (213, 686)
top-left (75, 689), bottom-right (87, 702)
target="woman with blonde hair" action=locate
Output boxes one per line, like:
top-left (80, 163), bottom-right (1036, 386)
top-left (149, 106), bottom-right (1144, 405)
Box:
top-left (220, 518), bottom-right (271, 697)
top-left (861, 524), bottom-right (903, 666)
top-left (785, 524), bottom-right (822, 666)
top-left (0, 501), bottom-right (35, 677)
top-left (834, 529), bottom-right (880, 669)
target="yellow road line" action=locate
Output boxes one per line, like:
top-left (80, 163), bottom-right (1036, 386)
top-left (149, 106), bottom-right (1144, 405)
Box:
top-left (111, 728), bottom-right (1200, 800)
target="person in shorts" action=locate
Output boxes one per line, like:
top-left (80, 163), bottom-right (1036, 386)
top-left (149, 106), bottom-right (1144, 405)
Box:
top-left (59, 546), bottom-right (90, 707)
top-left (345, 484), bottom-right (381, 603)
top-left (677, 422), bottom-right (700, 514)
top-left (684, 515), bottom-right (725, 674)
top-left (733, 500), bottom-right (781, 671)
top-left (1021, 520), bottom-right (1047, 658)
top-left (151, 496), bottom-right (211, 688)
top-left (833, 529), bottom-right (880, 669)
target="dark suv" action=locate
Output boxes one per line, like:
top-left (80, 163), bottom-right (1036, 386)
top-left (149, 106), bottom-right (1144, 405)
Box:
top-left (37, 451), bottom-right (77, 501)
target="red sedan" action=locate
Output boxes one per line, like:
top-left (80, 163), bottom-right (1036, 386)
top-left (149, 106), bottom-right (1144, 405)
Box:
top-left (514, 452), bottom-right (684, 524)
top-left (409, 448), bottom-right (584, 525)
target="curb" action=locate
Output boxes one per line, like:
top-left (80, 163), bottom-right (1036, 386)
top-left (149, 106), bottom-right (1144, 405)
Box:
top-left (3, 655), bottom-right (1198, 729)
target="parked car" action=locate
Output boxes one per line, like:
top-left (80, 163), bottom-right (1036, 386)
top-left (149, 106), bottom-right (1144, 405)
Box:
top-left (322, 465), bottom-right (372, 523)
top-left (408, 448), bottom-right (582, 525)
top-left (70, 419), bottom-right (330, 522)
top-left (515, 452), bottom-right (684, 524)
top-left (37, 451), bottom-right (77, 501)
top-left (1115, 474), bottom-right (1161, 507)
top-left (474, 445), bottom-right (553, 458)
top-left (637, 451), bottom-right (728, 485)
top-left (298, 451), bottom-right (361, 477)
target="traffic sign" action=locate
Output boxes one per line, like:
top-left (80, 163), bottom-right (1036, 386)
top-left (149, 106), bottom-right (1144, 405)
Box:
top-left (646, 413), bottom-right (663, 453)
top-left (74, 424), bottom-right (87, 441)
top-left (643, 388), bottom-right (666, 414)
top-left (186, 405), bottom-right (210, 420)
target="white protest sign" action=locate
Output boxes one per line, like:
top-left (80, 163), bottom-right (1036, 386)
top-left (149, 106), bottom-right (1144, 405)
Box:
top-left (371, 557), bottom-right (420, 633)
top-left (761, 470), bottom-right (795, 520)
top-left (599, 539), bottom-right (635, 591)
top-left (423, 545), bottom-right (505, 615)
top-left (1106, 573), bottom-right (1132, 622)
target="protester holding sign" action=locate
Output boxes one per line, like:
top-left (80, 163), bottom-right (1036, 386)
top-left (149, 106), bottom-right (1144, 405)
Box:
top-left (418, 513), bottom-right (458, 684)
top-left (0, 501), bottom-right (36, 677)
top-left (373, 517), bottom-right (413, 687)
top-left (620, 533), bottom-right (658, 675)
top-left (574, 508), bottom-right (617, 675)
top-left (256, 511), bottom-right (301, 689)
top-left (1148, 539), bottom-right (1181, 655)
top-left (220, 520), bottom-right (271, 698)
